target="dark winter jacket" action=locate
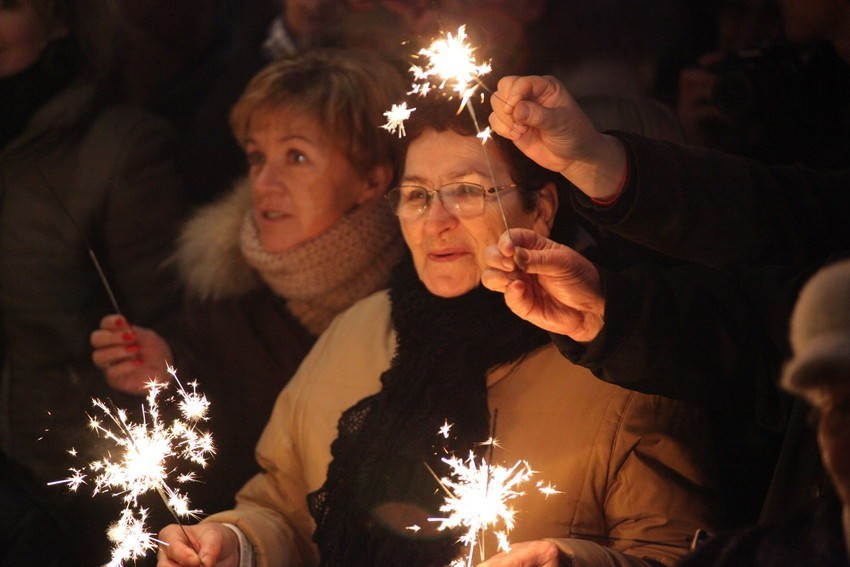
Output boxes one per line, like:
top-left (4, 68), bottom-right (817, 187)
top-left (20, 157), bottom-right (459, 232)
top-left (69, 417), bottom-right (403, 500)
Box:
top-left (0, 80), bottom-right (187, 484)
top-left (561, 131), bottom-right (850, 526)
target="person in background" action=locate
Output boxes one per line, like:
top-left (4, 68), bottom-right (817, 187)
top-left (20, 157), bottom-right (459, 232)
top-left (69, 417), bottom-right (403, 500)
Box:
top-left (155, 93), bottom-right (719, 567)
top-left (676, 0), bottom-right (850, 168)
top-left (577, 93), bottom-right (685, 144)
top-left (91, 48), bottom-right (407, 515)
top-left (678, 260), bottom-right (850, 565)
top-left (173, 0), bottom-right (353, 204)
top-left (776, 259), bottom-right (850, 564)
top-left (1, 0), bottom-right (187, 563)
top-left (0, 449), bottom-right (70, 566)
top-left (345, 0), bottom-right (553, 76)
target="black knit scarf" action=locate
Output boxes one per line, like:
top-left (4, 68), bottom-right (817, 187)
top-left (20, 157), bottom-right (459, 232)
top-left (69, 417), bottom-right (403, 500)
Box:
top-left (307, 253), bottom-right (550, 566)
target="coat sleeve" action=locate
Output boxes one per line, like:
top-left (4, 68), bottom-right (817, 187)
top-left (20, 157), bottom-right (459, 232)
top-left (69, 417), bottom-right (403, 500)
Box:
top-left (600, 392), bottom-right (720, 566)
top-left (570, 132), bottom-right (850, 269)
top-left (547, 537), bottom-right (666, 567)
top-left (200, 292), bottom-right (394, 567)
top-left (552, 262), bottom-right (789, 526)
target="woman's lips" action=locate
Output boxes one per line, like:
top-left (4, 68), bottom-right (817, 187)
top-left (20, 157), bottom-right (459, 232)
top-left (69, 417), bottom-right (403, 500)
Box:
top-left (260, 210), bottom-right (290, 221)
top-left (428, 249), bottom-right (468, 262)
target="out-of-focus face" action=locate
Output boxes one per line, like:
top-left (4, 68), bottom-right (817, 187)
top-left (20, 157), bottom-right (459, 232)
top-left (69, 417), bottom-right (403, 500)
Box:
top-left (246, 108), bottom-right (379, 253)
top-left (399, 129), bottom-right (555, 298)
top-left (357, 0), bottom-right (544, 74)
top-left (777, 0), bottom-right (848, 44)
top-left (0, 0), bottom-right (65, 78)
top-left (809, 383), bottom-right (850, 509)
top-left (283, 0), bottom-right (345, 39)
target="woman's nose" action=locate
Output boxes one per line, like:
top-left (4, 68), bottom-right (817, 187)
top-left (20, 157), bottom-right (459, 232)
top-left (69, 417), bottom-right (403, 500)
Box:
top-left (252, 163), bottom-right (280, 194)
top-left (423, 194), bottom-right (457, 233)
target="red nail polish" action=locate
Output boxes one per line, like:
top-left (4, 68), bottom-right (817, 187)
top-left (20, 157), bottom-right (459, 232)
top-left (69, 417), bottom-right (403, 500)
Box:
top-left (115, 317), bottom-right (126, 328)
top-left (126, 344), bottom-right (140, 354)
top-left (122, 331), bottom-right (136, 342)
top-left (132, 358), bottom-right (143, 366)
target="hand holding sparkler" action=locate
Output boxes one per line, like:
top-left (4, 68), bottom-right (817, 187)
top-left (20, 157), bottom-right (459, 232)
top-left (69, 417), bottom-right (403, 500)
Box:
top-left (481, 229), bottom-right (605, 343)
top-left (475, 539), bottom-right (573, 567)
top-left (50, 367), bottom-right (214, 566)
top-left (426, 417), bottom-right (562, 567)
top-left (157, 522), bottom-right (239, 567)
top-left (487, 75), bottom-right (628, 203)
top-left (91, 314), bottom-right (175, 395)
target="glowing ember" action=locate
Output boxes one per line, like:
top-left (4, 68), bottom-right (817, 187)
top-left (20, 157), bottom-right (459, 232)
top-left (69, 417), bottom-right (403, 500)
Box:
top-left (382, 102), bottom-right (416, 137)
top-left (439, 420), bottom-right (453, 439)
top-left (50, 366), bottom-right (214, 566)
top-left (105, 508), bottom-right (162, 566)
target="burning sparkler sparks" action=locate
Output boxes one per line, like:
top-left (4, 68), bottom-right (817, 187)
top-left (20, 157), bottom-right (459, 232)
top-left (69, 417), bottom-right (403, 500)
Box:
top-left (382, 102), bottom-right (415, 137)
top-left (105, 508), bottom-right (163, 567)
top-left (50, 365), bottom-right (214, 565)
top-left (425, 426), bottom-right (561, 567)
top-left (383, 25), bottom-right (493, 138)
top-left (383, 24), bottom-right (512, 233)
top-left (410, 25), bottom-right (492, 108)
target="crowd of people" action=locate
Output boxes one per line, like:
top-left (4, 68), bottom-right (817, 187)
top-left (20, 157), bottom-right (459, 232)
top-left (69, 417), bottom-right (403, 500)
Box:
top-left (2, 0), bottom-right (849, 566)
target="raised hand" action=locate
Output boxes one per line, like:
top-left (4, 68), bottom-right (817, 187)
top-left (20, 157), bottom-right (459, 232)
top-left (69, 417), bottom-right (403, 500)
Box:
top-left (481, 229), bottom-right (605, 343)
top-left (489, 75), bottom-right (627, 202)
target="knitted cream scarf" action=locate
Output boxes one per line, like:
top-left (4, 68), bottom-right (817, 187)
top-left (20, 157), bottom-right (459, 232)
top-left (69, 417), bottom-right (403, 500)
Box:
top-left (239, 199), bottom-right (405, 336)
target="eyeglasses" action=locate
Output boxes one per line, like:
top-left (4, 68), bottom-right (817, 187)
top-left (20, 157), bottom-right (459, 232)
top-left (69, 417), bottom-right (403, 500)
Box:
top-left (386, 182), bottom-right (518, 220)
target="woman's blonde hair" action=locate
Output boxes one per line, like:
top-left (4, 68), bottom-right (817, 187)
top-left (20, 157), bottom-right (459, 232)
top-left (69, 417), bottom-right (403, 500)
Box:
top-left (230, 48), bottom-right (406, 182)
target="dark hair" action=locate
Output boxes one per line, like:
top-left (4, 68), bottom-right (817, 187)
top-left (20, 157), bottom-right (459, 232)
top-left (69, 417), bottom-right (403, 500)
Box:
top-left (400, 92), bottom-right (567, 212)
top-left (30, 0), bottom-right (120, 86)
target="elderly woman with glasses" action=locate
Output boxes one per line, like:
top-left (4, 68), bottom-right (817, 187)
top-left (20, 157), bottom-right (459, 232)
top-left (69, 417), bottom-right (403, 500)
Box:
top-left (156, 96), bottom-right (719, 567)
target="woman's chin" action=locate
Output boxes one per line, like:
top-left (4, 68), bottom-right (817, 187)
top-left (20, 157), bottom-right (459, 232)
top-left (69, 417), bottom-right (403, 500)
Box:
top-left (421, 275), bottom-right (478, 298)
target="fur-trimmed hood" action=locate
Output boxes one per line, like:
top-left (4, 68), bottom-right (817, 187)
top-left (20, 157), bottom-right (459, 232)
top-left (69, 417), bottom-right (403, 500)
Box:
top-left (171, 178), bottom-right (261, 301)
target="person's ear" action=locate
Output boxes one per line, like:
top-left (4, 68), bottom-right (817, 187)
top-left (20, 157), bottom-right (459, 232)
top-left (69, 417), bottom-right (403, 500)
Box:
top-left (531, 182), bottom-right (558, 237)
top-left (357, 163), bottom-right (394, 205)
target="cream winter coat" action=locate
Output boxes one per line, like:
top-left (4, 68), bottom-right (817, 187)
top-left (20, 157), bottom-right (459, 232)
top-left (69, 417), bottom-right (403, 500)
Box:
top-left (209, 291), bottom-right (720, 567)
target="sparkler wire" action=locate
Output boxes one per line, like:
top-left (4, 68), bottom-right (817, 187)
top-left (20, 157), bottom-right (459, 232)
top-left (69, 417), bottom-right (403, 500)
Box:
top-left (33, 157), bottom-right (208, 564)
top-left (464, 103), bottom-right (511, 237)
top-left (33, 159), bottom-right (123, 315)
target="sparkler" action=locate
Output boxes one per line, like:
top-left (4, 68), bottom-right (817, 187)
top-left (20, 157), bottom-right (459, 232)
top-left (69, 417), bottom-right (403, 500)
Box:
top-left (382, 102), bottom-right (416, 138)
top-left (383, 24), bottom-right (512, 233)
top-left (425, 422), bottom-right (561, 567)
top-left (50, 365), bottom-right (214, 566)
top-left (408, 25), bottom-right (491, 109)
